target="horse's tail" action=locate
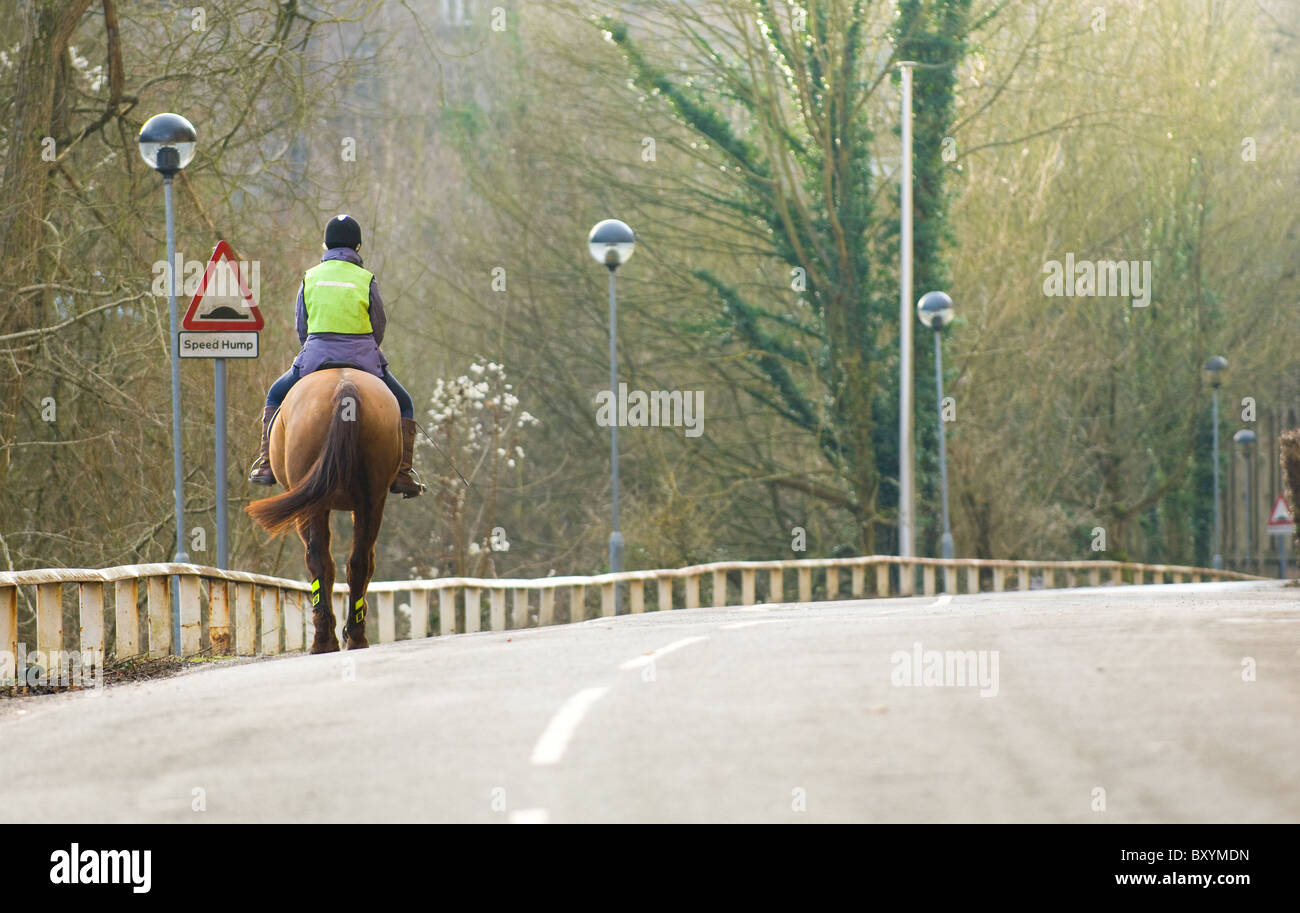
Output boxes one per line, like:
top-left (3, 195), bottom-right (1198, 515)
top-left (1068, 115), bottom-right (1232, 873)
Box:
top-left (246, 379), bottom-right (362, 537)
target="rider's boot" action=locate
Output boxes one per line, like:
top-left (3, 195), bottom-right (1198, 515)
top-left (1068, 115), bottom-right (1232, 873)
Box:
top-left (248, 405), bottom-right (278, 486)
top-left (390, 418), bottom-right (426, 499)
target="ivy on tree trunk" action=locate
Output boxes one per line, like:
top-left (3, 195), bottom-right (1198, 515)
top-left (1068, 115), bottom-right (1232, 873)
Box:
top-left (605, 0), bottom-right (975, 552)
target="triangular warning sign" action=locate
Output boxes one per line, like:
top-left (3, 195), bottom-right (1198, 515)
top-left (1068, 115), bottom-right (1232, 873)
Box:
top-left (1268, 494), bottom-right (1293, 528)
top-left (182, 240), bottom-right (264, 331)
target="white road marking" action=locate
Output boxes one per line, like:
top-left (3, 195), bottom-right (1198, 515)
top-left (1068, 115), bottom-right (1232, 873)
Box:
top-left (719, 619), bottom-right (787, 630)
top-left (530, 686), bottom-right (610, 766)
top-left (508, 808), bottom-right (550, 824)
top-left (618, 636), bottom-right (709, 670)
top-left (872, 593), bottom-right (954, 617)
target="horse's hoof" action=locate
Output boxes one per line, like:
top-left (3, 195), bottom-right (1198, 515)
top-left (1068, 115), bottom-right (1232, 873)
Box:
top-left (310, 637), bottom-right (340, 654)
top-left (343, 626), bottom-right (369, 650)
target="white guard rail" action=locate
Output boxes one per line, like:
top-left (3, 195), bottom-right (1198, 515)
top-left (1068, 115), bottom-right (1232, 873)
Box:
top-left (0, 557), bottom-right (1265, 669)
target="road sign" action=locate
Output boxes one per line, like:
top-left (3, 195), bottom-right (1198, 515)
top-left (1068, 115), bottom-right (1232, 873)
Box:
top-left (181, 240), bottom-right (264, 331)
top-left (177, 240), bottom-right (262, 573)
top-left (1267, 494), bottom-right (1294, 536)
top-left (179, 331), bottom-right (259, 358)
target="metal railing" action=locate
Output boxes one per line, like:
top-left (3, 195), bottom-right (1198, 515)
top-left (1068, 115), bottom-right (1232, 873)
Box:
top-left (0, 557), bottom-right (1266, 669)
top-left (0, 564), bottom-right (314, 679)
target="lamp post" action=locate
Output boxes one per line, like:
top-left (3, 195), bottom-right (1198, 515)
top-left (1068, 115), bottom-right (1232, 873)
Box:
top-left (139, 113), bottom-right (196, 654)
top-left (1204, 356), bottom-right (1227, 569)
top-left (587, 219), bottom-right (635, 609)
top-left (917, 292), bottom-right (955, 574)
top-left (897, 61), bottom-right (918, 561)
top-left (1234, 428), bottom-right (1257, 573)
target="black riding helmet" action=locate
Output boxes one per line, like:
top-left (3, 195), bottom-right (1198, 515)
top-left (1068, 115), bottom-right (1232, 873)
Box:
top-left (324, 214), bottom-right (362, 250)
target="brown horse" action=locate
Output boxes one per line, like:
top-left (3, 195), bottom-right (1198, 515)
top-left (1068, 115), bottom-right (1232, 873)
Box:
top-left (246, 368), bottom-right (401, 653)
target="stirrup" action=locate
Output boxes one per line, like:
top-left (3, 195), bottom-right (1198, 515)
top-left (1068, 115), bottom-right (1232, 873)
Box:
top-left (391, 468), bottom-right (426, 498)
top-left (248, 459), bottom-right (276, 485)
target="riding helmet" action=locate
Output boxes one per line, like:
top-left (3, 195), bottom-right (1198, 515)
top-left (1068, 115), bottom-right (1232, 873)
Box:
top-left (324, 214), bottom-right (362, 250)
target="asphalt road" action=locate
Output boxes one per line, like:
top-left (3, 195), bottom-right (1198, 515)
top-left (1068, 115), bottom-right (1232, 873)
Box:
top-left (1, 581), bottom-right (1296, 823)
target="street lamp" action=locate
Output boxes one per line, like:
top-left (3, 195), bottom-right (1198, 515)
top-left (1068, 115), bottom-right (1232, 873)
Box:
top-left (139, 113), bottom-right (196, 654)
top-left (917, 292), bottom-right (955, 575)
top-left (1204, 355), bottom-right (1227, 569)
top-left (588, 219), bottom-right (635, 608)
top-left (1234, 428), bottom-right (1257, 573)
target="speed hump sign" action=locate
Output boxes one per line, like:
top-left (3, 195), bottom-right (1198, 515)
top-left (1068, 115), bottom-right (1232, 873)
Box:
top-left (1267, 495), bottom-right (1294, 536)
top-left (180, 240), bottom-right (262, 358)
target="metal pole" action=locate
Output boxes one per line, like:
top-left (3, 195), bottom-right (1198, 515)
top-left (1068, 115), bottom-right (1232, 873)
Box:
top-left (935, 329), bottom-right (953, 561)
top-left (608, 267), bottom-right (623, 609)
top-left (1243, 451), bottom-right (1251, 573)
top-left (1211, 389), bottom-right (1222, 569)
top-left (1278, 534), bottom-right (1286, 579)
top-left (165, 176), bottom-right (189, 655)
top-left (215, 358), bottom-right (228, 569)
top-left (898, 62), bottom-right (915, 559)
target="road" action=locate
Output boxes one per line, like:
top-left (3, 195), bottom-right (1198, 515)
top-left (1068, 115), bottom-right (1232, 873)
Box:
top-left (1, 581), bottom-right (1296, 823)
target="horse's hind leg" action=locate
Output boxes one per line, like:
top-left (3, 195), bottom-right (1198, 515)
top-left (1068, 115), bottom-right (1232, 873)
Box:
top-left (300, 512), bottom-right (340, 654)
top-left (342, 507), bottom-right (379, 650)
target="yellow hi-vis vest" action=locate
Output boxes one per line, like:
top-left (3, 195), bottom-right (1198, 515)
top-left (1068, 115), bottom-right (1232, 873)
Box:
top-left (303, 259), bottom-right (374, 335)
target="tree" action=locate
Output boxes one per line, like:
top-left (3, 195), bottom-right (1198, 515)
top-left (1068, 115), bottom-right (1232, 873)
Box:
top-left (0, 0), bottom-right (381, 580)
top-left (592, 0), bottom-right (975, 552)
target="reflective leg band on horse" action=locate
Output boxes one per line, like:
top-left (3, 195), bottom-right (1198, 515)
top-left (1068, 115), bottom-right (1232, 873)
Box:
top-left (354, 598), bottom-right (365, 624)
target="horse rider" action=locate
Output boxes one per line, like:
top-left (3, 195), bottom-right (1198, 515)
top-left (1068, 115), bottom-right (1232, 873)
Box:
top-left (247, 214), bottom-right (424, 498)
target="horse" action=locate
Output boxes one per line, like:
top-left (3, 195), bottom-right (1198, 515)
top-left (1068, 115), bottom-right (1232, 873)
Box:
top-left (246, 367), bottom-right (401, 653)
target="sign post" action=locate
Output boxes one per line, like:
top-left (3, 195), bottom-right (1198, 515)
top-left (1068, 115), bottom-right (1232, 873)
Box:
top-left (181, 241), bottom-right (263, 569)
top-left (1266, 494), bottom-right (1294, 579)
